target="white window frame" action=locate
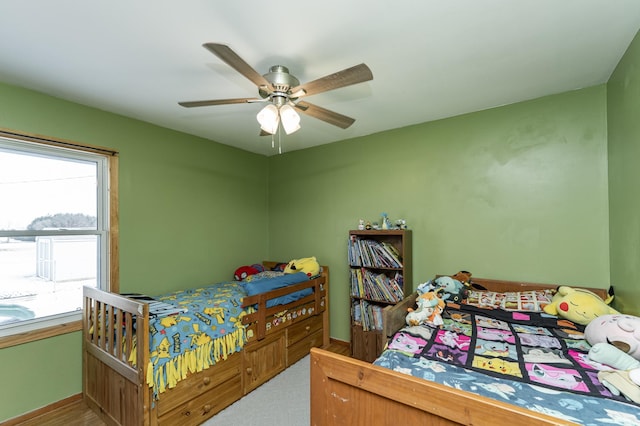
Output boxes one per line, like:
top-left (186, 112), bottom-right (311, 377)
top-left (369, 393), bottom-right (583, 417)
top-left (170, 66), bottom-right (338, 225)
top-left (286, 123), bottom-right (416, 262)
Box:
top-left (0, 131), bottom-right (117, 347)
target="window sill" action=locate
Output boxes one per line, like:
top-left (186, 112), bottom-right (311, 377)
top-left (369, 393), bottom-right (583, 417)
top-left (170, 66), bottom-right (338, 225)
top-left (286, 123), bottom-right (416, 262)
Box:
top-left (0, 318), bottom-right (82, 349)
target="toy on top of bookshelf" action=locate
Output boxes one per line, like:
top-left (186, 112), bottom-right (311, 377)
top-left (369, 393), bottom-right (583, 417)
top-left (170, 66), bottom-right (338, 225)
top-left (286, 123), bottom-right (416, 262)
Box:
top-left (380, 213), bottom-right (391, 230)
top-left (355, 215), bottom-right (407, 230)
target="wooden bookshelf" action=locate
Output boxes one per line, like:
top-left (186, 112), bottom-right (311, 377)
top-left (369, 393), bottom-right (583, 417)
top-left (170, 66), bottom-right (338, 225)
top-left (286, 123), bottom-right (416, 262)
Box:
top-left (348, 229), bottom-right (412, 362)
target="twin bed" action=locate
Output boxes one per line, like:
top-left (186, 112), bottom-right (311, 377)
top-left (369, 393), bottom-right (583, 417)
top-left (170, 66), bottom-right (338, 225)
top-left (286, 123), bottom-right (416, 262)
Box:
top-left (83, 261), bottom-right (329, 426)
top-left (311, 277), bottom-right (640, 425)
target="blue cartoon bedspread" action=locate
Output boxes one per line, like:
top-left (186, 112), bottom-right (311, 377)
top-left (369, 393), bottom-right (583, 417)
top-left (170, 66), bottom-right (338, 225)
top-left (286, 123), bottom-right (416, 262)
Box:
top-left (144, 281), bottom-right (251, 396)
top-left (375, 304), bottom-right (640, 425)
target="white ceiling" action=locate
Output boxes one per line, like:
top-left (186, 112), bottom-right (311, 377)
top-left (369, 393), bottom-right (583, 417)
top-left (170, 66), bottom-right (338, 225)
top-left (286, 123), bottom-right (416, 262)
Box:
top-left (2, 1), bottom-right (640, 156)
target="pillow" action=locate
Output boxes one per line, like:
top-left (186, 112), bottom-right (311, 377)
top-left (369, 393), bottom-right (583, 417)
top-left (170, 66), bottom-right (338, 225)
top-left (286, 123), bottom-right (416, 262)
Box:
top-left (244, 270), bottom-right (283, 282)
top-left (464, 289), bottom-right (555, 312)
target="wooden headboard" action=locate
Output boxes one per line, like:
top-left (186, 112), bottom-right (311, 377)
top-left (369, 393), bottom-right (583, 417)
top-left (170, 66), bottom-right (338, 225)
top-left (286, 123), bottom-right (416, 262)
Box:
top-left (382, 276), bottom-right (611, 337)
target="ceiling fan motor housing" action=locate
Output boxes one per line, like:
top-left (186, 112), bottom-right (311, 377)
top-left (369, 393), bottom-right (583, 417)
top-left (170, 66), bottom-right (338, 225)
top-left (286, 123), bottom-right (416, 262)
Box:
top-left (259, 65), bottom-right (300, 100)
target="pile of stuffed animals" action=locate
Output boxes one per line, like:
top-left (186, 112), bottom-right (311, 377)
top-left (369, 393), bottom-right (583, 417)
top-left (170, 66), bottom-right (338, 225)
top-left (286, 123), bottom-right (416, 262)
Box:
top-left (585, 314), bottom-right (640, 403)
top-left (406, 270), bottom-right (640, 405)
top-left (544, 287), bottom-right (640, 404)
top-left (407, 270), bottom-right (473, 328)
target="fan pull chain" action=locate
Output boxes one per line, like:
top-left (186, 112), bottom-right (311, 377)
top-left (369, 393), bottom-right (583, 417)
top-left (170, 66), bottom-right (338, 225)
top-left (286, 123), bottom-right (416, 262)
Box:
top-left (278, 129), bottom-right (282, 154)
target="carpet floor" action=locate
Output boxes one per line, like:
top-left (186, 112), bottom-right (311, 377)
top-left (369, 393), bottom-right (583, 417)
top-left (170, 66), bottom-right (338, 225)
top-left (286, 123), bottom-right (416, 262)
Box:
top-left (202, 355), bottom-right (309, 426)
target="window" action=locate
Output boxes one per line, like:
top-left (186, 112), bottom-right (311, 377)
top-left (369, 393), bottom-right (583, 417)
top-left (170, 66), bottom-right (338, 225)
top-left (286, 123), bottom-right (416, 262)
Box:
top-left (0, 132), bottom-right (117, 345)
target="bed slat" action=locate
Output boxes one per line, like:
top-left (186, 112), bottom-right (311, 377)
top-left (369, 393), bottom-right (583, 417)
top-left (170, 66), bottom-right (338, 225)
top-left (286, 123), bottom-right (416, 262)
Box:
top-left (242, 276), bottom-right (326, 340)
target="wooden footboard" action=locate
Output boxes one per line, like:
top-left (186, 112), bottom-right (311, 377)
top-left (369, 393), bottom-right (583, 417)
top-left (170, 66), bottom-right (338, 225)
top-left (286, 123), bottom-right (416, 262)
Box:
top-left (310, 348), bottom-right (577, 426)
top-left (322, 277), bottom-right (610, 426)
top-left (83, 286), bottom-right (150, 426)
top-left (83, 262), bottom-right (329, 426)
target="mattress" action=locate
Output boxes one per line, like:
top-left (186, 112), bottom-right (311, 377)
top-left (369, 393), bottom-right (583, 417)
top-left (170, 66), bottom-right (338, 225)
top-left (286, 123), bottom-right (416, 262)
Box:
top-left (374, 303), bottom-right (640, 425)
top-left (138, 271), bottom-right (312, 396)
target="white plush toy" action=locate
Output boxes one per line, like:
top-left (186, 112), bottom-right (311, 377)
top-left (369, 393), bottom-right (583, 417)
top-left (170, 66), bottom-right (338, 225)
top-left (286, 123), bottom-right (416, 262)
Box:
top-left (406, 290), bottom-right (445, 327)
top-left (586, 314), bottom-right (640, 404)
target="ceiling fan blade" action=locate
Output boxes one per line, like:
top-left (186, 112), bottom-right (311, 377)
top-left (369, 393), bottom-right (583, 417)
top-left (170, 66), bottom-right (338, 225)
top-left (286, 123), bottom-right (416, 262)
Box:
top-left (203, 43), bottom-right (272, 91)
top-left (295, 101), bottom-right (356, 129)
top-left (178, 98), bottom-right (261, 108)
top-left (290, 63), bottom-right (373, 98)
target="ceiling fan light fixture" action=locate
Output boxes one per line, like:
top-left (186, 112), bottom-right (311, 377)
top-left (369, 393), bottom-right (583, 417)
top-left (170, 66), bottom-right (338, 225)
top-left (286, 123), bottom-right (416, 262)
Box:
top-left (257, 104), bottom-right (279, 134)
top-left (280, 104), bottom-right (301, 135)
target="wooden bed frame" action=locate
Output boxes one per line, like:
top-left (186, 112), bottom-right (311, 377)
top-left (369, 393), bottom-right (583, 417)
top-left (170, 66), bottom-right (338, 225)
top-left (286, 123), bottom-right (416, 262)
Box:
top-left (83, 261), bottom-right (329, 426)
top-left (311, 277), bottom-right (610, 426)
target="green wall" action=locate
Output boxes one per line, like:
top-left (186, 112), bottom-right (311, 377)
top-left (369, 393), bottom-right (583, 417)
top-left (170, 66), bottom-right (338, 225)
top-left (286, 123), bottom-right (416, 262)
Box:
top-left (268, 85), bottom-right (611, 341)
top-left (608, 29), bottom-right (640, 316)
top-left (3, 47), bottom-right (639, 419)
top-left (0, 83), bottom-right (270, 422)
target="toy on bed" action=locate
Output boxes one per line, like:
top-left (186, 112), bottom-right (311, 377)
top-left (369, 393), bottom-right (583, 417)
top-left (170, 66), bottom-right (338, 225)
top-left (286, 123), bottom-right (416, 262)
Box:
top-left (416, 270), bottom-right (472, 304)
top-left (406, 289), bottom-right (445, 327)
top-left (231, 257), bottom-right (322, 310)
top-left (284, 256), bottom-right (320, 278)
top-left (586, 313), bottom-right (640, 360)
top-left (234, 263), bottom-right (265, 281)
top-left (542, 285), bottom-right (618, 325)
top-left (584, 313), bottom-right (640, 404)
top-left (270, 262), bottom-right (288, 272)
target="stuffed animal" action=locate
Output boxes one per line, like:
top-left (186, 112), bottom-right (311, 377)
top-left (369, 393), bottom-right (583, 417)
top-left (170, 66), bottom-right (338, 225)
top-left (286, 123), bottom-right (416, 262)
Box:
top-left (233, 263), bottom-right (265, 281)
top-left (406, 290), bottom-right (445, 327)
top-left (585, 314), bottom-right (640, 360)
top-left (584, 314), bottom-right (640, 404)
top-left (416, 272), bottom-right (471, 304)
top-left (542, 286), bottom-right (617, 325)
top-left (433, 276), bottom-right (469, 303)
top-left (451, 270), bottom-right (472, 284)
top-left (270, 262), bottom-right (288, 272)
top-left (588, 342), bottom-right (640, 370)
top-left (598, 368), bottom-right (640, 404)
top-left (284, 256), bottom-right (320, 277)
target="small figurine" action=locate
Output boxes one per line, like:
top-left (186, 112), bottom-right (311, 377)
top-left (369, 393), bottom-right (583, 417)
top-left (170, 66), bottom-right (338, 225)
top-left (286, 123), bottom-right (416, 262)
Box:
top-left (395, 219), bottom-right (407, 230)
top-left (381, 213), bottom-right (391, 230)
top-left (365, 221), bottom-right (372, 230)
top-left (358, 219), bottom-right (365, 230)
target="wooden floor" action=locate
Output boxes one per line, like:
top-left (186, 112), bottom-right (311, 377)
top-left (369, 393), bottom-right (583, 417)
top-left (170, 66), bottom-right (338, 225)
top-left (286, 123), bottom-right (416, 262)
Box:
top-left (11, 341), bottom-right (350, 426)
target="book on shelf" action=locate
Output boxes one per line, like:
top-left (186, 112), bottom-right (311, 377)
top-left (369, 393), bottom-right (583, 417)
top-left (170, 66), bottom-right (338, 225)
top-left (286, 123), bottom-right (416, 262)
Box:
top-left (350, 268), bottom-right (404, 303)
top-left (348, 237), bottom-right (403, 269)
top-left (352, 299), bottom-right (384, 331)
top-left (351, 300), bottom-right (362, 325)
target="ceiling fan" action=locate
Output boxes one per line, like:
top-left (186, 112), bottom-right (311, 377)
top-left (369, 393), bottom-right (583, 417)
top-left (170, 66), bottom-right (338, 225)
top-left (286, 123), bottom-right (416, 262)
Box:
top-left (179, 43), bottom-right (373, 137)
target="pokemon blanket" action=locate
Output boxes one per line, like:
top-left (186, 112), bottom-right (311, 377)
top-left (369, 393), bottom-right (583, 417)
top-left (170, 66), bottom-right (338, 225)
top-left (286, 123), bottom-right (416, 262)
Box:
top-left (143, 281), bottom-right (252, 397)
top-left (384, 304), bottom-right (639, 406)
